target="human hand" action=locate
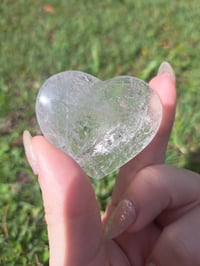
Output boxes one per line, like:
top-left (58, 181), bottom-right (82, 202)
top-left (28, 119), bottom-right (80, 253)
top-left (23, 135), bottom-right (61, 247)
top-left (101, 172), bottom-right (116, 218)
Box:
top-left (23, 62), bottom-right (200, 266)
top-left (107, 164), bottom-right (200, 266)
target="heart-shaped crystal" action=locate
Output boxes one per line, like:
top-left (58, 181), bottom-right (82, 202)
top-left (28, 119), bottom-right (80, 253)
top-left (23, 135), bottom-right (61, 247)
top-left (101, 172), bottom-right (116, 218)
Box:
top-left (36, 71), bottom-right (162, 179)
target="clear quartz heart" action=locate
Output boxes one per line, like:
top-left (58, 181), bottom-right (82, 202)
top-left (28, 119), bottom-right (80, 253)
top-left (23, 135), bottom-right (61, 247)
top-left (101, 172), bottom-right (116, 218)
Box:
top-left (35, 71), bottom-right (162, 179)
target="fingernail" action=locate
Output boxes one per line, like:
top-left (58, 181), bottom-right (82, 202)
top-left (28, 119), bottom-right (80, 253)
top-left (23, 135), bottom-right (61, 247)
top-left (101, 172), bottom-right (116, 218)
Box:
top-left (157, 61), bottom-right (175, 81)
top-left (23, 130), bottom-right (38, 175)
top-left (104, 199), bottom-right (136, 240)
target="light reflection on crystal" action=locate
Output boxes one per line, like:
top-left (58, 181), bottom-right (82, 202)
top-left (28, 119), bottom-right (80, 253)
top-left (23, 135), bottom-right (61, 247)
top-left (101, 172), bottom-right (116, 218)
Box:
top-left (36, 71), bottom-right (162, 179)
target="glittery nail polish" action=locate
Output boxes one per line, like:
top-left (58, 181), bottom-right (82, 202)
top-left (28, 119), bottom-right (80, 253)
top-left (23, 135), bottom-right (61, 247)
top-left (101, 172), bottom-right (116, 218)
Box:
top-left (104, 199), bottom-right (136, 239)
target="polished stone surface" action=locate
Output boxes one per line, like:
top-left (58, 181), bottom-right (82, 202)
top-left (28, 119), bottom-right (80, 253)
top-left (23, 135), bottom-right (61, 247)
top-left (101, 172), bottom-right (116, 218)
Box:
top-left (36, 71), bottom-right (162, 179)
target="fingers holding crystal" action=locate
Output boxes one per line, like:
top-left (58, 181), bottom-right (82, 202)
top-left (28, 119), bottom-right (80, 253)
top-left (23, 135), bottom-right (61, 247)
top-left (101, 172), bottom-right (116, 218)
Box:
top-left (111, 62), bottom-right (176, 204)
top-left (36, 71), bottom-right (162, 179)
top-left (28, 135), bottom-right (104, 266)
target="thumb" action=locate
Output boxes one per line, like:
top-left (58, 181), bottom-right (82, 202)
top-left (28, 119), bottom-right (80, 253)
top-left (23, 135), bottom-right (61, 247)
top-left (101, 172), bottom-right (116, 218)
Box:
top-left (23, 131), bottom-right (104, 266)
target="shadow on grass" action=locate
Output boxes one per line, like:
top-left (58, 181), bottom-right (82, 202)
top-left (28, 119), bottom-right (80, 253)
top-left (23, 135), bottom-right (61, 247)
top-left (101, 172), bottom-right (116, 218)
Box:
top-left (184, 148), bottom-right (200, 174)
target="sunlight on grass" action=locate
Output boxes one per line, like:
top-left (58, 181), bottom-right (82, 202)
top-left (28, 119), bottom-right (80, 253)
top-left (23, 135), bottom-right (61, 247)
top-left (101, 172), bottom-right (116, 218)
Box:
top-left (1, 0), bottom-right (200, 264)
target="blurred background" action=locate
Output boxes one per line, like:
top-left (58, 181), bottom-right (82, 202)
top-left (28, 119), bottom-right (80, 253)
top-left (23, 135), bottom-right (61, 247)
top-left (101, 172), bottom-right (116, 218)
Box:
top-left (1, 0), bottom-right (200, 264)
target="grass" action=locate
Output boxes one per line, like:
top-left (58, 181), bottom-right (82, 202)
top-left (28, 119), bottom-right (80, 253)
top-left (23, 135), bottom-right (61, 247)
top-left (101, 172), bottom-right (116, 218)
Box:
top-left (1, 0), bottom-right (200, 264)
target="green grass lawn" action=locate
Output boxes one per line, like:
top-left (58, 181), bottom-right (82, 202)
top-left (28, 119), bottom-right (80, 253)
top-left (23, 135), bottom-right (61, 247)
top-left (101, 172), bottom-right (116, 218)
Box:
top-left (1, 0), bottom-right (200, 264)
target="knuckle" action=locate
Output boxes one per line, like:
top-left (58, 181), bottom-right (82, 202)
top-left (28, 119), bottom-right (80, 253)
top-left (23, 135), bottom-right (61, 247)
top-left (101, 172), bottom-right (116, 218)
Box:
top-left (162, 226), bottom-right (195, 264)
top-left (138, 165), bottom-right (167, 193)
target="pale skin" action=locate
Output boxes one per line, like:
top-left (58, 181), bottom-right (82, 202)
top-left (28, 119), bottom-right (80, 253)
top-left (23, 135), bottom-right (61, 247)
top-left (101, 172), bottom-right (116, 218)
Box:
top-left (23, 63), bottom-right (200, 266)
